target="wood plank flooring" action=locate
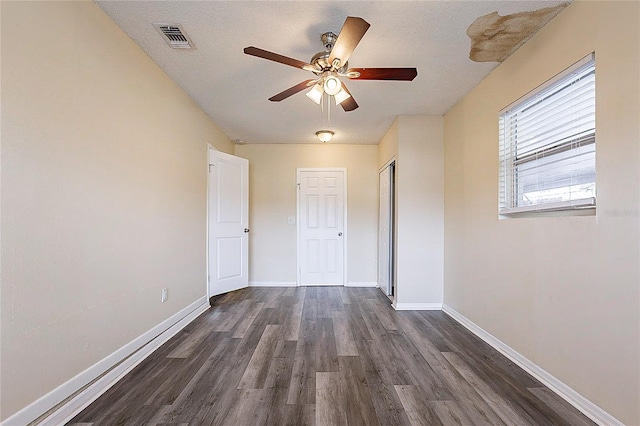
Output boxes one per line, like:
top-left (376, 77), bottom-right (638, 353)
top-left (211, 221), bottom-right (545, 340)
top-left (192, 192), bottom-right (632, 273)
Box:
top-left (68, 287), bottom-right (595, 425)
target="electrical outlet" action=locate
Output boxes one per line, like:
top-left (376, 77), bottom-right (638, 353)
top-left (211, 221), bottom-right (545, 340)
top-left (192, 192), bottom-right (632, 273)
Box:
top-left (161, 287), bottom-right (168, 303)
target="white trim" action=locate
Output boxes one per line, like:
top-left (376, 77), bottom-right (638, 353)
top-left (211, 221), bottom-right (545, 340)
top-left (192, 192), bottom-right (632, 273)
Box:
top-left (392, 302), bottom-right (443, 311)
top-left (378, 161), bottom-right (395, 297)
top-left (500, 197), bottom-right (596, 215)
top-left (442, 304), bottom-right (623, 426)
top-left (296, 169), bottom-right (300, 286)
top-left (299, 283), bottom-right (340, 287)
top-left (3, 297), bottom-right (209, 426)
top-left (499, 52), bottom-right (595, 114)
top-left (343, 170), bottom-right (348, 286)
top-left (345, 281), bottom-right (377, 287)
top-left (206, 146), bottom-right (213, 300)
top-left (378, 155), bottom-right (397, 173)
top-left (248, 281), bottom-right (297, 287)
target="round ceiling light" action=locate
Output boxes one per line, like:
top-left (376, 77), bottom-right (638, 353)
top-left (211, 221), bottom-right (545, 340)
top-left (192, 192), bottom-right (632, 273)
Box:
top-left (316, 130), bottom-right (334, 143)
top-left (323, 75), bottom-right (342, 96)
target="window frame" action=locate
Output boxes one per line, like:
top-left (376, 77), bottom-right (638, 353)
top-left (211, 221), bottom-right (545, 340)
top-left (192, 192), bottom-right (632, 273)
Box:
top-left (498, 53), bottom-right (596, 216)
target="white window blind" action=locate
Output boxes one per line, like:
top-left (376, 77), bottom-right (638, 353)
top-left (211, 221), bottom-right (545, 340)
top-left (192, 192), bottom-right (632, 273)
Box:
top-left (499, 53), bottom-right (596, 214)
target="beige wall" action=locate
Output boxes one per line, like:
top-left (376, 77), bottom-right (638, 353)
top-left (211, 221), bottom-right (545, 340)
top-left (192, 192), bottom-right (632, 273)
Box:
top-left (234, 144), bottom-right (378, 285)
top-left (378, 118), bottom-right (398, 168)
top-left (395, 116), bottom-right (444, 306)
top-left (1, 1), bottom-right (232, 420)
top-left (443, 1), bottom-right (639, 424)
top-left (377, 116), bottom-right (445, 307)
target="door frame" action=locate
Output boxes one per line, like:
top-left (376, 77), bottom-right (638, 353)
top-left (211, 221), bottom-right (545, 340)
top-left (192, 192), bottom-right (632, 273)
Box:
top-left (378, 157), bottom-right (396, 298)
top-left (296, 167), bottom-right (348, 286)
top-left (206, 146), bottom-right (215, 300)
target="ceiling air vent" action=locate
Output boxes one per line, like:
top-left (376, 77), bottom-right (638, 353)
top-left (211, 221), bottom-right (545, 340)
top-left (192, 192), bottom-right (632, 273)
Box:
top-left (153, 23), bottom-right (195, 49)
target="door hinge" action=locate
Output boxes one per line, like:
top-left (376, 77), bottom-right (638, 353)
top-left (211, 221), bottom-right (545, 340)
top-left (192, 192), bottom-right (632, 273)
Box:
top-left (208, 163), bottom-right (214, 172)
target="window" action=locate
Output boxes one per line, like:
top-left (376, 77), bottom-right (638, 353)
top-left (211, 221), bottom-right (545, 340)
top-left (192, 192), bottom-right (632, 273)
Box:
top-left (499, 53), bottom-right (596, 215)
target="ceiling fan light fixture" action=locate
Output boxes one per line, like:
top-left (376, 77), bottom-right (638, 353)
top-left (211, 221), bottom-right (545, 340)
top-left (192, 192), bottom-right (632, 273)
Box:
top-left (334, 87), bottom-right (351, 105)
top-left (305, 83), bottom-right (323, 104)
top-left (316, 130), bottom-right (334, 143)
top-left (323, 75), bottom-right (342, 96)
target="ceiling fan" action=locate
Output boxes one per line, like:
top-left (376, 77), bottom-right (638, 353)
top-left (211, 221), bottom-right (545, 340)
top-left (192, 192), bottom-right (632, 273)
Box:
top-left (244, 17), bottom-right (418, 112)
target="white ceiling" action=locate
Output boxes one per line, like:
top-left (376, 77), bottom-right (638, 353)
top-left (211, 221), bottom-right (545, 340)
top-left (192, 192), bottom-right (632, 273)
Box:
top-left (96, 1), bottom-right (567, 145)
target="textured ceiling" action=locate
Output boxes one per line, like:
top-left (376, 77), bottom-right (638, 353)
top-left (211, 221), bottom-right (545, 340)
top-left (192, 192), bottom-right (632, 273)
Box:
top-left (96, 1), bottom-right (568, 145)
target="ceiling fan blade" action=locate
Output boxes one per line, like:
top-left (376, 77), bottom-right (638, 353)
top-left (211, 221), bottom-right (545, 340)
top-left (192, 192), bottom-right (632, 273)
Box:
top-left (339, 83), bottom-right (359, 112)
top-left (244, 46), bottom-right (311, 70)
top-left (329, 17), bottom-right (370, 69)
top-left (269, 80), bottom-right (316, 102)
top-left (347, 68), bottom-right (418, 81)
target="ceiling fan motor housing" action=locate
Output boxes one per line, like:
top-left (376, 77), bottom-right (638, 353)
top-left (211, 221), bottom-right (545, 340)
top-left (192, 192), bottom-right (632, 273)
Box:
top-left (309, 32), bottom-right (349, 73)
top-left (321, 32), bottom-right (338, 50)
top-left (310, 51), bottom-right (348, 73)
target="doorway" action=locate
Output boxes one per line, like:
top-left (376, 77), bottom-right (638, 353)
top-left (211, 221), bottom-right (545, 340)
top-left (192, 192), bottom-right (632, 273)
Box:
top-left (297, 168), bottom-right (347, 286)
top-left (378, 160), bottom-right (395, 297)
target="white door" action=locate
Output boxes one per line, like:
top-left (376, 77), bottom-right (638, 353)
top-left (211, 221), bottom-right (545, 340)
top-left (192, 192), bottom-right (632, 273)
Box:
top-left (378, 163), bottom-right (394, 296)
top-left (297, 169), bottom-right (346, 286)
top-left (208, 149), bottom-right (249, 296)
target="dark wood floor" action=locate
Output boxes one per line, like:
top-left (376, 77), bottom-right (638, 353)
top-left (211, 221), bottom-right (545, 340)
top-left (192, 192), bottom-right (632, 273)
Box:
top-left (69, 287), bottom-right (595, 425)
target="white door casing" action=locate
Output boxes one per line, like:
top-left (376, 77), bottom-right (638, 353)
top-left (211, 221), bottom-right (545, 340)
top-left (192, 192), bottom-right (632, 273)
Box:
top-left (378, 162), bottom-right (393, 296)
top-left (208, 149), bottom-right (249, 296)
top-left (297, 168), bottom-right (346, 286)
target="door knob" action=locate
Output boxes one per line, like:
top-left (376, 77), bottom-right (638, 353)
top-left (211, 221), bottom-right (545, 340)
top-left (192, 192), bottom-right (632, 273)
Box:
top-left (338, 232), bottom-right (343, 236)
top-left (244, 228), bottom-right (250, 233)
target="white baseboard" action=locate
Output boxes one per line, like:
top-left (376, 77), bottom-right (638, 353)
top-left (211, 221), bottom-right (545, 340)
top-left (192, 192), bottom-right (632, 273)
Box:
top-left (3, 297), bottom-right (209, 426)
top-left (345, 281), bottom-right (378, 287)
top-left (248, 282), bottom-right (375, 288)
top-left (248, 281), bottom-right (297, 287)
top-left (442, 304), bottom-right (623, 426)
top-left (392, 302), bottom-right (443, 310)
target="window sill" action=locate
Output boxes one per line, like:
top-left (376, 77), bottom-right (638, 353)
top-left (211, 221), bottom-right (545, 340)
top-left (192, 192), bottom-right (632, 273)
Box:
top-left (499, 198), bottom-right (596, 217)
